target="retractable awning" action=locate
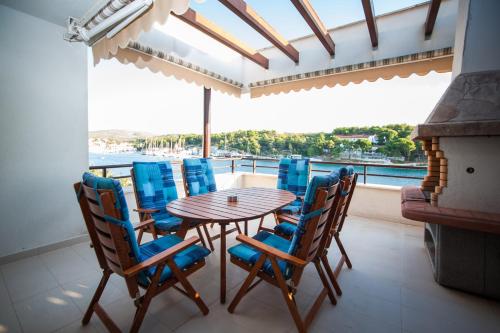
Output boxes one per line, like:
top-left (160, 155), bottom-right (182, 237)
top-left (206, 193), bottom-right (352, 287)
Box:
top-left (108, 42), bottom-right (243, 97)
top-left (249, 47), bottom-right (453, 98)
top-left (68, 0), bottom-right (458, 99)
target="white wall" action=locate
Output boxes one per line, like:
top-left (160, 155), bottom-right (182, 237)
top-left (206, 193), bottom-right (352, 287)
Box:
top-left (439, 137), bottom-right (500, 214)
top-left (0, 5), bottom-right (88, 258)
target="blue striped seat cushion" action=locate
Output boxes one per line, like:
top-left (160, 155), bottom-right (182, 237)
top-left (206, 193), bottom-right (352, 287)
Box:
top-left (277, 158), bottom-right (310, 197)
top-left (274, 222), bottom-right (297, 237)
top-left (228, 231), bottom-right (292, 279)
top-left (183, 158), bottom-right (217, 196)
top-left (133, 161), bottom-right (195, 231)
top-left (279, 198), bottom-right (303, 214)
top-left (139, 234), bottom-right (210, 284)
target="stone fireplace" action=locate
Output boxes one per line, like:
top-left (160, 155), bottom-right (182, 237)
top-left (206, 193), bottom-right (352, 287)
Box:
top-left (402, 70), bottom-right (500, 298)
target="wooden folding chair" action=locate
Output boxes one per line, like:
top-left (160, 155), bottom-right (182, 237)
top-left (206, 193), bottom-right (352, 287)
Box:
top-left (278, 169), bottom-right (358, 288)
top-left (257, 158), bottom-right (310, 234)
top-left (324, 171), bottom-right (358, 278)
top-left (227, 174), bottom-right (340, 333)
top-left (130, 161), bottom-right (211, 248)
top-left (74, 172), bottom-right (209, 333)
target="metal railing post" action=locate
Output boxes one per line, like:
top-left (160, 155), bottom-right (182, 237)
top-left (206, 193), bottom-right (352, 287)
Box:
top-left (231, 159), bottom-right (235, 174)
top-left (252, 159), bottom-right (257, 174)
top-left (363, 165), bottom-right (367, 184)
top-left (103, 167), bottom-right (107, 178)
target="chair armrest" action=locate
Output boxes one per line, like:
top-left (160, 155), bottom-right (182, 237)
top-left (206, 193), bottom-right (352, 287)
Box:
top-left (134, 208), bottom-right (160, 214)
top-left (277, 213), bottom-right (299, 225)
top-left (123, 236), bottom-right (199, 278)
top-left (133, 219), bottom-right (155, 231)
top-left (235, 235), bottom-right (306, 267)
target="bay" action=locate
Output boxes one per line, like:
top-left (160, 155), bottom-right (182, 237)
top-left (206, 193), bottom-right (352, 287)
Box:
top-left (89, 152), bottom-right (425, 187)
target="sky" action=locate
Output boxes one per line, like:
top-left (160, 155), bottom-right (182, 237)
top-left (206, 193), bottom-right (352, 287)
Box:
top-left (88, 0), bottom-right (452, 135)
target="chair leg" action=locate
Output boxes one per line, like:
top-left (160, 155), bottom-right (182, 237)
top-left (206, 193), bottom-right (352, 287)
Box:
top-left (130, 292), bottom-right (154, 333)
top-left (320, 255), bottom-right (342, 296)
top-left (195, 226), bottom-right (207, 249)
top-left (137, 229), bottom-right (144, 245)
top-left (150, 223), bottom-right (158, 240)
top-left (228, 255), bottom-right (267, 313)
top-left (314, 259), bottom-right (337, 305)
top-left (335, 233), bottom-right (352, 269)
top-left (269, 257), bottom-right (306, 333)
top-left (168, 258), bottom-right (209, 315)
top-left (235, 222), bottom-right (242, 234)
top-left (82, 269), bottom-right (112, 325)
top-left (129, 263), bottom-right (166, 333)
top-left (202, 223), bottom-right (215, 251)
top-left (273, 212), bottom-right (279, 225)
top-left (257, 216), bottom-right (265, 233)
top-left (244, 220), bottom-right (248, 236)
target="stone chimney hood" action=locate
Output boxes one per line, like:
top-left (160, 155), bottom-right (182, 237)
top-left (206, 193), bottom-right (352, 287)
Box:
top-left (412, 70), bottom-right (500, 139)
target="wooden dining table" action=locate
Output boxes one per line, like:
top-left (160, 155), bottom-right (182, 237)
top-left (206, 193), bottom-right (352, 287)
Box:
top-left (166, 187), bottom-right (296, 303)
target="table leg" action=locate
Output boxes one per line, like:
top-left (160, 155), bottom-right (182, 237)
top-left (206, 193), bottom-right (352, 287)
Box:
top-left (220, 222), bottom-right (227, 304)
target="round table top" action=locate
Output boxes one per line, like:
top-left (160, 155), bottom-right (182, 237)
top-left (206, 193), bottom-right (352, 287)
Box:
top-left (166, 187), bottom-right (296, 223)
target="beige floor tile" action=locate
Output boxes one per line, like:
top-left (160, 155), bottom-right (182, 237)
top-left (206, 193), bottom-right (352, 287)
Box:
top-left (40, 248), bottom-right (100, 285)
top-left (60, 273), bottom-right (127, 313)
top-left (13, 287), bottom-right (82, 333)
top-left (0, 272), bottom-right (22, 333)
top-left (1, 256), bottom-right (58, 302)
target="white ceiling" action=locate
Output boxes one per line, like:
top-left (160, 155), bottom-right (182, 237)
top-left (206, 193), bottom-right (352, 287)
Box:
top-left (0, 0), bottom-right (95, 26)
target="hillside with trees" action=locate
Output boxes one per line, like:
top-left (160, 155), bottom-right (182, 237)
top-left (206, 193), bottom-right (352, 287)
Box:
top-left (130, 124), bottom-right (421, 162)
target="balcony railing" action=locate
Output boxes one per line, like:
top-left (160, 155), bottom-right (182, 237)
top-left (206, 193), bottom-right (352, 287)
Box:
top-left (89, 157), bottom-right (426, 187)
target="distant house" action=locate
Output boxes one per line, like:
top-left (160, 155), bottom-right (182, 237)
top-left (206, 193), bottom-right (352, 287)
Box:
top-left (336, 134), bottom-right (378, 144)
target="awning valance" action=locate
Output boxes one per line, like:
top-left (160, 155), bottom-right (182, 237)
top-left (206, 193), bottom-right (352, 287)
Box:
top-left (249, 47), bottom-right (453, 98)
top-left (107, 42), bottom-right (243, 97)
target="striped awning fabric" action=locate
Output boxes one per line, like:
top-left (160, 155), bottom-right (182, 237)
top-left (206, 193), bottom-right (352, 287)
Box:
top-left (106, 41), bottom-right (243, 97)
top-left (91, 0), bottom-right (189, 64)
top-left (249, 47), bottom-right (453, 98)
top-left (84, 0), bottom-right (134, 30)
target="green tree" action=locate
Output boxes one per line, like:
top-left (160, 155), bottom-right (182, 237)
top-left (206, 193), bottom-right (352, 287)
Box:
top-left (354, 138), bottom-right (372, 152)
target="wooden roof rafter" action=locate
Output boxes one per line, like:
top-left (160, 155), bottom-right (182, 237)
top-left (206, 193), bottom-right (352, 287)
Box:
top-left (290, 0), bottom-right (335, 56)
top-left (218, 0), bottom-right (300, 63)
top-left (361, 0), bottom-right (378, 48)
top-left (173, 8), bottom-right (269, 69)
top-left (425, 0), bottom-right (441, 37)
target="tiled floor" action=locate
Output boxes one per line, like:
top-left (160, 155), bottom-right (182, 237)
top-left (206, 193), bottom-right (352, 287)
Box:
top-left (1, 216), bottom-right (500, 333)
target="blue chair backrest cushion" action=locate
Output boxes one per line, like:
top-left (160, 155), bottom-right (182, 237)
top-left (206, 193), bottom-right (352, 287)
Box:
top-left (183, 158), bottom-right (217, 196)
top-left (82, 172), bottom-right (142, 261)
top-left (337, 165), bottom-right (354, 196)
top-left (277, 158), bottom-right (310, 197)
top-left (133, 161), bottom-right (178, 211)
top-left (287, 171), bottom-right (339, 256)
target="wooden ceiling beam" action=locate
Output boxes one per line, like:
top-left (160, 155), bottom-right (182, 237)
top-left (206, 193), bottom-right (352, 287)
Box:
top-left (425, 0), bottom-right (441, 37)
top-left (218, 0), bottom-right (300, 63)
top-left (173, 8), bottom-right (269, 69)
top-left (361, 0), bottom-right (378, 48)
top-left (290, 0), bottom-right (335, 55)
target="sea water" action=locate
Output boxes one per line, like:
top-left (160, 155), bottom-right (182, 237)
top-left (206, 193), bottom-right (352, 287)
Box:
top-left (89, 152), bottom-right (425, 187)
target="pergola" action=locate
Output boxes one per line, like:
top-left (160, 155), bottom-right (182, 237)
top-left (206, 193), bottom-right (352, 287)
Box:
top-left (68, 0), bottom-right (456, 158)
